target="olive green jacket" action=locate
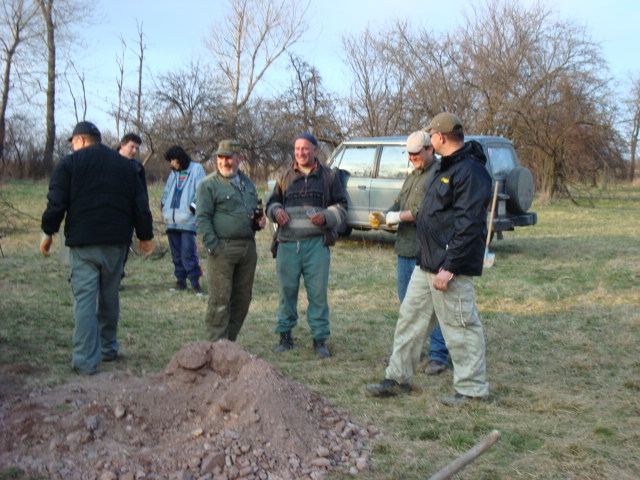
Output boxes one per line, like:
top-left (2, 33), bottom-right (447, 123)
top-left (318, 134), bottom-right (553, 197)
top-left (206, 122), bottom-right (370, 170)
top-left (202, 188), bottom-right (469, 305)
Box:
top-left (195, 171), bottom-right (259, 253)
top-left (388, 160), bottom-right (439, 257)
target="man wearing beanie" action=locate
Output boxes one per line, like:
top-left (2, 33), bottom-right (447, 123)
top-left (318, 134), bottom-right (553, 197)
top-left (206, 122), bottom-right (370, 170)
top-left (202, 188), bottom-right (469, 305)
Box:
top-left (40, 121), bottom-right (154, 375)
top-left (266, 133), bottom-right (347, 358)
top-left (367, 113), bottom-right (492, 405)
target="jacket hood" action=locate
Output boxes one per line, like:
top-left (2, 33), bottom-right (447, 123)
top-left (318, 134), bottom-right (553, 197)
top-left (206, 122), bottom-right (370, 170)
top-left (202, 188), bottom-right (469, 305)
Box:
top-left (443, 140), bottom-right (487, 167)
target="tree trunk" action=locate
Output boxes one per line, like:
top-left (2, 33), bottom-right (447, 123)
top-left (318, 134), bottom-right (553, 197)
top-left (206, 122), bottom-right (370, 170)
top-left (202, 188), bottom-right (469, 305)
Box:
top-left (39, 0), bottom-right (56, 174)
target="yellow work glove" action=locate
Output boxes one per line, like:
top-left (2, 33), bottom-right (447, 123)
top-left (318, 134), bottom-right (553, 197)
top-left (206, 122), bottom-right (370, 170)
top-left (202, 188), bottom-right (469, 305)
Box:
top-left (369, 211), bottom-right (385, 228)
top-left (40, 233), bottom-right (52, 257)
top-left (138, 239), bottom-right (154, 259)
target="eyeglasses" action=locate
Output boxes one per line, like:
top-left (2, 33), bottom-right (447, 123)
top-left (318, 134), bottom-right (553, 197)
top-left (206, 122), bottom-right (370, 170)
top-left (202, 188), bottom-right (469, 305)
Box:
top-left (428, 131), bottom-right (440, 139)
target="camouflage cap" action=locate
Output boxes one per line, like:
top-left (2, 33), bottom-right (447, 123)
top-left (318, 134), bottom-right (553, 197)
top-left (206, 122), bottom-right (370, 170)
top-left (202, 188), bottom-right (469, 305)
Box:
top-left (216, 139), bottom-right (242, 156)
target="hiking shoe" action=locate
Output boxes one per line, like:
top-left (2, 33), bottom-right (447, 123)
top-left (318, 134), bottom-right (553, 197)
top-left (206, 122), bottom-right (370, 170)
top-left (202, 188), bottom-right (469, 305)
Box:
top-left (313, 339), bottom-right (330, 358)
top-left (426, 360), bottom-right (447, 376)
top-left (274, 331), bottom-right (294, 353)
top-left (192, 284), bottom-right (204, 296)
top-left (439, 393), bottom-right (489, 407)
top-left (169, 280), bottom-right (187, 292)
top-left (366, 379), bottom-right (410, 397)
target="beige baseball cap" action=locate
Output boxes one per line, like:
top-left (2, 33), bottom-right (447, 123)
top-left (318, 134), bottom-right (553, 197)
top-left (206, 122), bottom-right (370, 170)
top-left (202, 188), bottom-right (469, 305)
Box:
top-left (403, 131), bottom-right (431, 154)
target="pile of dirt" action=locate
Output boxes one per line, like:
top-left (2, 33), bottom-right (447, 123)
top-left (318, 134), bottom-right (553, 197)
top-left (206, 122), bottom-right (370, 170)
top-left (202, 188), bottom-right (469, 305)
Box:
top-left (0, 340), bottom-right (379, 479)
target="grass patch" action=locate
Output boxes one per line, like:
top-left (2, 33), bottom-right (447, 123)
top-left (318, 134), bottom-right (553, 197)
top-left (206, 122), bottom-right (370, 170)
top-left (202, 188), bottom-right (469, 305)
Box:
top-left (1, 182), bottom-right (640, 479)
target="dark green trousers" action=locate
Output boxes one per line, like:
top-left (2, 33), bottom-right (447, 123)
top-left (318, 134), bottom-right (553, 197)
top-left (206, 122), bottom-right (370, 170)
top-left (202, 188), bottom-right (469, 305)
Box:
top-left (205, 238), bottom-right (257, 341)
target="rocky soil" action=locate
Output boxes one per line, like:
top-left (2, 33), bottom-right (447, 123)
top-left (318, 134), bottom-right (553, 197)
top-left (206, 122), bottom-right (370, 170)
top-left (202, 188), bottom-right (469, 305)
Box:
top-left (0, 340), bottom-right (379, 480)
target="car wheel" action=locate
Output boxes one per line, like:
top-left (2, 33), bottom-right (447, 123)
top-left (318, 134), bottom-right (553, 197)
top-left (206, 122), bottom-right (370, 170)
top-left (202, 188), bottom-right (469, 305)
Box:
top-left (505, 167), bottom-right (534, 214)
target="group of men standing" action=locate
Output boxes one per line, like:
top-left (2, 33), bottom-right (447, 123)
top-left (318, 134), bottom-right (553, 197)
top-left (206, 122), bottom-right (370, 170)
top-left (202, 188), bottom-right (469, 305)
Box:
top-left (40, 112), bottom-right (492, 406)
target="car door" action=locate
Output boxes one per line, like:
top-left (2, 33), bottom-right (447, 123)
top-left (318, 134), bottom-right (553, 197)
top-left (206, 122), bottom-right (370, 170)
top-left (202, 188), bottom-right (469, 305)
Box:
top-left (330, 144), bottom-right (376, 228)
top-left (370, 144), bottom-right (410, 214)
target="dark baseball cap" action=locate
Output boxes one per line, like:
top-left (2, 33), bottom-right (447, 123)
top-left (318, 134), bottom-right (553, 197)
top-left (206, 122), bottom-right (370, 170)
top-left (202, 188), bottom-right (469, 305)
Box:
top-left (68, 121), bottom-right (101, 142)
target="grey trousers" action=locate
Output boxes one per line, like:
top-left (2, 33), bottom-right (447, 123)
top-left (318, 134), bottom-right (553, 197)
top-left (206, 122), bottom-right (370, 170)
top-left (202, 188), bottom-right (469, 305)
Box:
top-left (69, 244), bottom-right (127, 374)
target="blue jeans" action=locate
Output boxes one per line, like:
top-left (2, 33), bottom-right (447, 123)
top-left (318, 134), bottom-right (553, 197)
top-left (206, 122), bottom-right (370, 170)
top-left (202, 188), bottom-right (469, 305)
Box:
top-left (168, 230), bottom-right (201, 286)
top-left (397, 256), bottom-right (449, 365)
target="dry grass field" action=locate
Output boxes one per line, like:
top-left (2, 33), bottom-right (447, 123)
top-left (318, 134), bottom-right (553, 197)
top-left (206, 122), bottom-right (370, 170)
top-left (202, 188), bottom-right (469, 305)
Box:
top-left (1, 181), bottom-right (639, 479)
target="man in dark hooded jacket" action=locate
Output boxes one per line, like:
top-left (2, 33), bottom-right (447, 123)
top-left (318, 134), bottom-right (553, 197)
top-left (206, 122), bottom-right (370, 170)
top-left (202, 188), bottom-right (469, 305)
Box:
top-left (367, 113), bottom-right (492, 406)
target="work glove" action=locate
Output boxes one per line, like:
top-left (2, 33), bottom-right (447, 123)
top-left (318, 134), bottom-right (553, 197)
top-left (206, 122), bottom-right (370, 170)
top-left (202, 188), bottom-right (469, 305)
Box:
top-left (40, 233), bottom-right (52, 257)
top-left (138, 239), bottom-right (154, 259)
top-left (385, 211), bottom-right (402, 226)
top-left (369, 211), bottom-right (385, 228)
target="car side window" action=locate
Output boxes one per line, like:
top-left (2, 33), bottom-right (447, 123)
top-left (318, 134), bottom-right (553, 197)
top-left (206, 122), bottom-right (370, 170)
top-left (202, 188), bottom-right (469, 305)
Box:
top-left (377, 145), bottom-right (409, 179)
top-left (334, 146), bottom-right (376, 177)
top-left (485, 146), bottom-right (516, 181)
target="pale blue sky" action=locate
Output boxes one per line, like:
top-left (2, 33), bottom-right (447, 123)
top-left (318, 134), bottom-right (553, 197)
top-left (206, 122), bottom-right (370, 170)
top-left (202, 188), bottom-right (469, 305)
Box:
top-left (76, 0), bottom-right (639, 131)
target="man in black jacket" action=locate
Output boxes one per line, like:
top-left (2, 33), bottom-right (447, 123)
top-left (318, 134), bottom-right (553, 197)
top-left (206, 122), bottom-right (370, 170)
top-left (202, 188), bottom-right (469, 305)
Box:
top-left (40, 121), bottom-right (154, 375)
top-left (367, 113), bottom-right (492, 405)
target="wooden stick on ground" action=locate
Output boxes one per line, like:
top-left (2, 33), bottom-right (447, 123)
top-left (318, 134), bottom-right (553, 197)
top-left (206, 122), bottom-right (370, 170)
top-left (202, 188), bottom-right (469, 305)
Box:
top-left (428, 430), bottom-right (501, 480)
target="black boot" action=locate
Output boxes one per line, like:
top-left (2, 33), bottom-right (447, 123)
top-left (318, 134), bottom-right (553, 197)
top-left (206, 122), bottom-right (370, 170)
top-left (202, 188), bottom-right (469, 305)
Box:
top-left (313, 339), bottom-right (330, 358)
top-left (274, 331), bottom-right (294, 353)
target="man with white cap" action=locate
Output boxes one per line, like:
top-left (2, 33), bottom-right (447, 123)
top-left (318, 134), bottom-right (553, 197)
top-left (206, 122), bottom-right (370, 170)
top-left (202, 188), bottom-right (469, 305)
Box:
top-left (369, 131), bottom-right (449, 375)
top-left (367, 113), bottom-right (492, 406)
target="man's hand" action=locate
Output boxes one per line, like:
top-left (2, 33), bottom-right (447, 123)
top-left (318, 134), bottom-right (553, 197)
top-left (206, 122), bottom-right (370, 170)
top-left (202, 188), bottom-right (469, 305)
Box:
top-left (309, 212), bottom-right (326, 226)
top-left (385, 211), bottom-right (402, 226)
top-left (258, 216), bottom-right (267, 229)
top-left (274, 208), bottom-right (290, 226)
top-left (369, 211), bottom-right (385, 228)
top-left (40, 233), bottom-right (52, 257)
top-left (138, 239), bottom-right (154, 259)
top-left (434, 269), bottom-right (455, 291)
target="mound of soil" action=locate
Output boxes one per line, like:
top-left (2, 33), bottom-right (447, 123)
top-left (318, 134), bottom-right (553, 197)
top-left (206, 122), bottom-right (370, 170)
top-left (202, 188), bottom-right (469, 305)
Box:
top-left (0, 341), bottom-right (379, 479)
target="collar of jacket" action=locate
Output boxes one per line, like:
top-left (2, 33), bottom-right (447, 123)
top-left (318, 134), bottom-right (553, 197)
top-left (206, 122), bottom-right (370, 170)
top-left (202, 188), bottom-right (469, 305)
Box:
top-left (293, 158), bottom-right (319, 175)
top-left (439, 140), bottom-right (487, 168)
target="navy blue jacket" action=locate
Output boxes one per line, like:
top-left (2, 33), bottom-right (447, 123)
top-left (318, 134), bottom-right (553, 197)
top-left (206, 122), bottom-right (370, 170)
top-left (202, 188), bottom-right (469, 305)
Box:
top-left (41, 143), bottom-right (154, 246)
top-left (416, 140), bottom-right (491, 276)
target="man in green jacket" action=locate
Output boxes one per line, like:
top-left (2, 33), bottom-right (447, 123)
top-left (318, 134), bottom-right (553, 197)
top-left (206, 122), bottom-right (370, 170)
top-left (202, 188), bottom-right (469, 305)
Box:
top-left (369, 131), bottom-right (449, 375)
top-left (196, 140), bottom-right (265, 341)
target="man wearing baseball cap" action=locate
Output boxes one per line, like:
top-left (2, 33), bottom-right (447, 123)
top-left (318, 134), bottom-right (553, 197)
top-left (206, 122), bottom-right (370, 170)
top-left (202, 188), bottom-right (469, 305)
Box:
top-left (196, 139), bottom-right (266, 342)
top-left (367, 112), bottom-right (492, 405)
top-left (369, 131), bottom-right (450, 375)
top-left (41, 121), bottom-right (154, 375)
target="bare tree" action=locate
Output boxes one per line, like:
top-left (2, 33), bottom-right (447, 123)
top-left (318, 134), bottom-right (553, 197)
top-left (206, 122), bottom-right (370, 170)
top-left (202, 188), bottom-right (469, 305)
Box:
top-left (281, 53), bottom-right (342, 147)
top-left (341, 24), bottom-right (413, 136)
top-left (624, 73), bottom-right (640, 182)
top-left (447, 0), bottom-right (617, 198)
top-left (134, 20), bottom-right (145, 128)
top-left (1, 0), bottom-right (39, 162)
top-left (65, 58), bottom-right (87, 122)
top-left (206, 0), bottom-right (309, 134)
top-left (114, 35), bottom-right (126, 139)
top-left (35, 0), bottom-right (56, 173)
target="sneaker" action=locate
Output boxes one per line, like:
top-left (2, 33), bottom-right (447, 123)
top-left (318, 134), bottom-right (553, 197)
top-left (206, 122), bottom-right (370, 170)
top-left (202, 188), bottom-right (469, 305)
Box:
top-left (439, 393), bottom-right (489, 407)
top-left (426, 360), bottom-right (447, 376)
top-left (274, 332), bottom-right (294, 353)
top-left (366, 379), bottom-right (411, 397)
top-left (169, 280), bottom-right (187, 292)
top-left (313, 339), bottom-right (330, 358)
top-left (192, 284), bottom-right (204, 296)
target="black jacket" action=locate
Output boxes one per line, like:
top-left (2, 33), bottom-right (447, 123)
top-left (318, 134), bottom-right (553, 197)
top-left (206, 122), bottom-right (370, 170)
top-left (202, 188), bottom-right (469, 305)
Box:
top-left (416, 140), bottom-right (491, 276)
top-left (41, 143), bottom-right (154, 246)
